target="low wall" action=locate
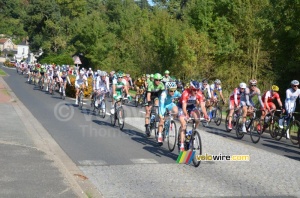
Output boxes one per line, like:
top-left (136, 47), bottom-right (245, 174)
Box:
top-left (0, 57), bottom-right (6, 63)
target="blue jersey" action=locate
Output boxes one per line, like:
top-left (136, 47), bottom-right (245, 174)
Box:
top-left (159, 90), bottom-right (181, 116)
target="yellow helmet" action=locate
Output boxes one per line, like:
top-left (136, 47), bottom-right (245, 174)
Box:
top-left (271, 85), bottom-right (279, 92)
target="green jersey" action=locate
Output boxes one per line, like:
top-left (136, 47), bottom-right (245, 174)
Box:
top-left (113, 79), bottom-right (126, 95)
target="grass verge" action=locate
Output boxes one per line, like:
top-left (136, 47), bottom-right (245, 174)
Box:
top-left (0, 69), bottom-right (6, 76)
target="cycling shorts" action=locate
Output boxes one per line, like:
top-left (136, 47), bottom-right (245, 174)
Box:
top-left (177, 104), bottom-right (197, 117)
top-left (229, 99), bottom-right (240, 109)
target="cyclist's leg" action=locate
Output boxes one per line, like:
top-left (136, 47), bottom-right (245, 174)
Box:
top-left (145, 104), bottom-right (151, 134)
top-left (191, 108), bottom-right (200, 128)
top-left (178, 108), bottom-right (186, 151)
top-left (228, 99), bottom-right (235, 129)
top-left (75, 85), bottom-right (80, 104)
top-left (241, 101), bottom-right (247, 132)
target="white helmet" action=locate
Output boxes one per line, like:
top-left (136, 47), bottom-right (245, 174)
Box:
top-left (165, 81), bottom-right (177, 89)
top-left (291, 80), bottom-right (299, 86)
top-left (239, 82), bottom-right (247, 89)
top-left (80, 71), bottom-right (84, 75)
top-left (214, 79), bottom-right (221, 84)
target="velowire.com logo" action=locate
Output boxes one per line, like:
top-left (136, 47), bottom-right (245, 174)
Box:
top-left (176, 151), bottom-right (250, 164)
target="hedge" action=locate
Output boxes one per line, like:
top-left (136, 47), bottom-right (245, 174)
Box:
top-left (66, 75), bottom-right (93, 98)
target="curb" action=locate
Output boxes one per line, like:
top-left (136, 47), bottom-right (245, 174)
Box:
top-left (0, 76), bottom-right (103, 198)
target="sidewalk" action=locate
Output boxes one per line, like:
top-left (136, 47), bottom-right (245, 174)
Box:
top-left (0, 75), bottom-right (101, 197)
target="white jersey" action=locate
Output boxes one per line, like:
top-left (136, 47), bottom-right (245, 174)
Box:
top-left (95, 77), bottom-right (108, 92)
top-left (210, 83), bottom-right (222, 98)
top-left (200, 83), bottom-right (211, 98)
top-left (105, 76), bottom-right (110, 91)
top-left (75, 75), bottom-right (88, 87)
top-left (285, 88), bottom-right (300, 113)
top-left (249, 87), bottom-right (264, 108)
top-left (47, 69), bottom-right (54, 78)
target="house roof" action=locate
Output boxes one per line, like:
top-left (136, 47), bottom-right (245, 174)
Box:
top-left (0, 38), bottom-right (8, 44)
top-left (18, 40), bottom-right (29, 45)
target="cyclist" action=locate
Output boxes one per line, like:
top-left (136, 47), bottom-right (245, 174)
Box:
top-left (145, 73), bottom-right (165, 136)
top-left (260, 85), bottom-right (283, 128)
top-left (228, 82), bottom-right (251, 132)
top-left (111, 72), bottom-right (129, 123)
top-left (279, 80), bottom-right (300, 138)
top-left (87, 68), bottom-right (94, 78)
top-left (157, 82), bottom-right (181, 143)
top-left (46, 66), bottom-right (53, 92)
top-left (134, 77), bottom-right (145, 100)
top-left (210, 79), bottom-right (226, 104)
top-left (177, 80), bottom-right (209, 151)
top-left (94, 71), bottom-right (109, 108)
top-left (59, 68), bottom-right (70, 97)
top-left (176, 78), bottom-right (184, 93)
top-left (39, 65), bottom-right (46, 87)
top-left (162, 70), bottom-right (171, 85)
top-left (248, 79), bottom-right (264, 110)
top-left (75, 70), bottom-right (88, 105)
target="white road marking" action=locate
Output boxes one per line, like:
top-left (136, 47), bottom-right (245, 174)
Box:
top-left (78, 160), bottom-right (107, 166)
top-left (130, 158), bottom-right (159, 164)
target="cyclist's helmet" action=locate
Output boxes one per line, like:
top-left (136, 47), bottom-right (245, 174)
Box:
top-left (102, 71), bottom-right (107, 76)
top-left (80, 70), bottom-right (84, 75)
top-left (202, 79), bottom-right (208, 84)
top-left (116, 72), bottom-right (123, 78)
top-left (150, 74), bottom-right (154, 78)
top-left (165, 70), bottom-right (170, 74)
top-left (291, 80), bottom-right (299, 86)
top-left (239, 82), bottom-right (247, 89)
top-left (249, 79), bottom-right (257, 86)
top-left (100, 71), bottom-right (106, 76)
top-left (190, 80), bottom-right (200, 90)
top-left (214, 79), bottom-right (221, 84)
top-left (165, 82), bottom-right (177, 89)
top-left (153, 73), bottom-right (163, 80)
top-left (271, 85), bottom-right (279, 92)
top-left (41, 65), bottom-right (45, 69)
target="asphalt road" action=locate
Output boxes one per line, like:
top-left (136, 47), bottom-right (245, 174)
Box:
top-left (3, 66), bottom-right (299, 164)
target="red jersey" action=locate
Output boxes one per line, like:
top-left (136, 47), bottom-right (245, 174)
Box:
top-left (230, 88), bottom-right (242, 100)
top-left (262, 90), bottom-right (280, 103)
top-left (179, 89), bottom-right (204, 106)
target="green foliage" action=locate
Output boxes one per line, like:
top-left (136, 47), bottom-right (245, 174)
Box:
top-left (39, 53), bottom-right (74, 65)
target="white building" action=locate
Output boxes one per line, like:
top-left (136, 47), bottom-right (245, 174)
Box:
top-left (15, 40), bottom-right (29, 62)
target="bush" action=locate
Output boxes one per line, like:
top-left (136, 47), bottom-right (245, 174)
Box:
top-left (3, 60), bottom-right (15, 67)
top-left (66, 75), bottom-right (93, 98)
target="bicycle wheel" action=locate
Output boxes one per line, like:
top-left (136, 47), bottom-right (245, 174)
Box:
top-left (135, 95), bottom-right (139, 107)
top-left (110, 113), bottom-right (116, 126)
top-left (117, 106), bottom-right (125, 130)
top-left (167, 120), bottom-right (177, 152)
top-left (191, 130), bottom-right (202, 167)
top-left (273, 119), bottom-right (284, 141)
top-left (235, 116), bottom-right (245, 139)
top-left (151, 119), bottom-right (158, 140)
top-left (225, 111), bottom-right (232, 132)
top-left (61, 85), bottom-right (65, 99)
top-left (214, 107), bottom-right (222, 126)
top-left (269, 116), bottom-right (279, 138)
top-left (79, 93), bottom-right (83, 110)
top-left (177, 127), bottom-right (183, 152)
top-left (100, 100), bottom-right (106, 118)
top-left (289, 120), bottom-right (300, 145)
top-left (250, 118), bottom-right (262, 144)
